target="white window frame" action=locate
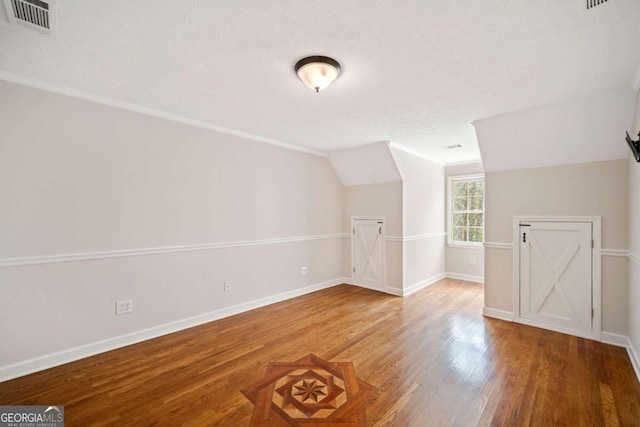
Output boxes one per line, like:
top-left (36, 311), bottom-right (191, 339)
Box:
top-left (447, 173), bottom-right (485, 248)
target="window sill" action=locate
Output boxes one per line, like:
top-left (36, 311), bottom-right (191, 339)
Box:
top-left (447, 242), bottom-right (485, 250)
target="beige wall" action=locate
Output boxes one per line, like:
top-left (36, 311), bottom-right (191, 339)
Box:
top-left (344, 182), bottom-right (403, 236)
top-left (485, 160), bottom-right (628, 246)
top-left (629, 89), bottom-right (640, 360)
top-left (0, 81), bottom-right (346, 367)
top-left (445, 245), bottom-right (484, 281)
top-left (445, 162), bottom-right (485, 280)
top-left (390, 148), bottom-right (446, 290)
top-left (484, 159), bottom-right (629, 334)
top-left (344, 182), bottom-right (403, 290)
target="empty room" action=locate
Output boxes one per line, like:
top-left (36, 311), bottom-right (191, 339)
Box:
top-left (1, 1), bottom-right (640, 426)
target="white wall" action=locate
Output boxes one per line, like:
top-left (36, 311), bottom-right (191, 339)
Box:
top-left (445, 162), bottom-right (485, 281)
top-left (0, 81), bottom-right (347, 372)
top-left (484, 160), bottom-right (629, 334)
top-left (628, 88), bottom-right (640, 371)
top-left (390, 148), bottom-right (446, 292)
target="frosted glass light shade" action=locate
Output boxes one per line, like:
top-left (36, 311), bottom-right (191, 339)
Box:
top-left (294, 56), bottom-right (341, 93)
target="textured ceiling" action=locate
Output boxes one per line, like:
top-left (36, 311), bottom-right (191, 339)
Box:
top-left (1, 0), bottom-right (640, 164)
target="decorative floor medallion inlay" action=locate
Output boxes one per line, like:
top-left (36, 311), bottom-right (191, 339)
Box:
top-left (242, 353), bottom-right (377, 426)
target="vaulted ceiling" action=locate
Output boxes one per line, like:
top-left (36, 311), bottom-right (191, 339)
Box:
top-left (1, 0), bottom-right (639, 165)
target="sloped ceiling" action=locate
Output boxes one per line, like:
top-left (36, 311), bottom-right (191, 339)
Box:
top-left (1, 1), bottom-right (640, 165)
top-left (475, 86), bottom-right (636, 172)
top-left (328, 142), bottom-right (401, 186)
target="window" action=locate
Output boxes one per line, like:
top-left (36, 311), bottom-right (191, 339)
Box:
top-left (447, 174), bottom-right (484, 246)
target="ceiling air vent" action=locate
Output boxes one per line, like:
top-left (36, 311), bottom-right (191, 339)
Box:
top-left (3, 0), bottom-right (55, 35)
top-left (586, 0), bottom-right (607, 9)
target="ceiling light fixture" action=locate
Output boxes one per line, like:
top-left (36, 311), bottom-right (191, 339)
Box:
top-left (294, 56), bottom-right (341, 93)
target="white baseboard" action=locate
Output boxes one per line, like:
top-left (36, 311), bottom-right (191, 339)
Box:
top-left (346, 273), bottom-right (446, 297)
top-left (602, 332), bottom-right (640, 384)
top-left (482, 307), bottom-right (514, 321)
top-left (6, 276), bottom-right (638, 386)
top-left (628, 338), bottom-right (640, 383)
top-left (445, 272), bottom-right (484, 283)
top-left (403, 272), bottom-right (447, 296)
top-left (601, 331), bottom-right (629, 347)
top-left (343, 278), bottom-right (403, 296)
top-left (382, 286), bottom-right (403, 297)
top-left (0, 277), bottom-right (344, 383)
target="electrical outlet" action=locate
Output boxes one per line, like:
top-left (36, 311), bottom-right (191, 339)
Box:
top-left (470, 258), bottom-right (475, 266)
top-left (116, 299), bottom-right (133, 315)
top-left (224, 281), bottom-right (231, 292)
top-left (300, 266), bottom-right (308, 275)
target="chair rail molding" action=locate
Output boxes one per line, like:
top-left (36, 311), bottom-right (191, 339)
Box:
top-left (386, 232), bottom-right (446, 242)
top-left (483, 242), bottom-right (514, 250)
top-left (484, 242), bottom-right (629, 259)
top-left (0, 233), bottom-right (350, 268)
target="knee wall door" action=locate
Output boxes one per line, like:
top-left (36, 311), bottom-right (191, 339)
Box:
top-left (518, 221), bottom-right (595, 338)
top-left (351, 217), bottom-right (385, 290)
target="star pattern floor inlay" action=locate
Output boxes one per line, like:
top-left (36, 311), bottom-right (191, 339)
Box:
top-left (242, 353), bottom-right (377, 426)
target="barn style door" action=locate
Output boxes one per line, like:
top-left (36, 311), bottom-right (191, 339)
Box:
top-left (352, 218), bottom-right (385, 290)
top-left (519, 221), bottom-right (594, 337)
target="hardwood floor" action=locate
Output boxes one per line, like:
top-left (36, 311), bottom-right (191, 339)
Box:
top-left (1, 279), bottom-right (639, 426)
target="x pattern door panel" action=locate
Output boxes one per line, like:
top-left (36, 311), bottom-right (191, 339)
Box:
top-left (520, 222), bottom-right (592, 335)
top-left (352, 219), bottom-right (384, 289)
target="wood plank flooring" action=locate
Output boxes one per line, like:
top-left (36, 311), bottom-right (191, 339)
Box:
top-left (1, 279), bottom-right (639, 426)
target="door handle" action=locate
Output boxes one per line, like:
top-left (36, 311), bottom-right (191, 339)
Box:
top-left (523, 232), bottom-right (526, 243)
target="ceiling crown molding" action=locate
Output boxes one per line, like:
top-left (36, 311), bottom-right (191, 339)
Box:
top-left (0, 71), bottom-right (328, 158)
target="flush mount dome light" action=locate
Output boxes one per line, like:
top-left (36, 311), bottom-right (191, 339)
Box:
top-left (294, 56), bottom-right (341, 93)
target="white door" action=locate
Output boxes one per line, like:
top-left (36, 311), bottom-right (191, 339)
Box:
top-left (352, 218), bottom-right (385, 289)
top-left (519, 221), bottom-right (593, 336)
